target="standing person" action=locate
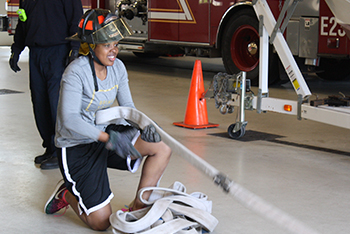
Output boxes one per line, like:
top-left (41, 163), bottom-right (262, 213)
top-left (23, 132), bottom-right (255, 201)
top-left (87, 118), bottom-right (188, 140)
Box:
top-left (9, 0), bottom-right (83, 169)
top-left (44, 9), bottom-right (171, 231)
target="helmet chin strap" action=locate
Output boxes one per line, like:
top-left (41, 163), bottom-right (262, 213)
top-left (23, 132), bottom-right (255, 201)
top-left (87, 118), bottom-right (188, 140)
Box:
top-left (88, 44), bottom-right (104, 66)
top-left (88, 44), bottom-right (104, 92)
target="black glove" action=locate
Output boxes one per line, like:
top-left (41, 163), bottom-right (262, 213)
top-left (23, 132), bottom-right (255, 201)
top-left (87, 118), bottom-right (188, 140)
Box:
top-left (9, 52), bottom-right (21, 72)
top-left (67, 49), bottom-right (79, 65)
top-left (141, 124), bottom-right (161, 143)
top-left (106, 130), bottom-right (142, 159)
top-left (126, 120), bottom-right (161, 143)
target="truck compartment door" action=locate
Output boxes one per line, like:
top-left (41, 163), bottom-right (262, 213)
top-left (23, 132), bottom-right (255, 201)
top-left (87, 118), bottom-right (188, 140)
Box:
top-left (148, 0), bottom-right (179, 41)
top-left (178, 0), bottom-right (209, 43)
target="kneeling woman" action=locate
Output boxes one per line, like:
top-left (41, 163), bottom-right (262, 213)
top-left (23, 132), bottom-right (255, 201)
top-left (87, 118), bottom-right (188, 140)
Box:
top-left (44, 9), bottom-right (171, 231)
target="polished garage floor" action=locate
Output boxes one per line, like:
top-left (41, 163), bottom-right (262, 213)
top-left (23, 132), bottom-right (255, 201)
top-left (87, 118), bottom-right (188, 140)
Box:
top-left (0, 46), bottom-right (349, 234)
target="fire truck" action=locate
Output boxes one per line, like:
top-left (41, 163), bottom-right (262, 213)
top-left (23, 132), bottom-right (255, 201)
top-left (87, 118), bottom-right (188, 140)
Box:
top-left (3, 0), bottom-right (350, 85)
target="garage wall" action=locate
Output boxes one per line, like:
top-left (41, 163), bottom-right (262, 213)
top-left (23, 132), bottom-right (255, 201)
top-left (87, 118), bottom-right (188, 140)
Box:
top-left (0, 0), bottom-right (14, 46)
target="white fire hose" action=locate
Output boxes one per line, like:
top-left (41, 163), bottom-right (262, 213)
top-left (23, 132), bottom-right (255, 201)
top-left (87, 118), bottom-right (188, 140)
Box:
top-left (96, 106), bottom-right (320, 234)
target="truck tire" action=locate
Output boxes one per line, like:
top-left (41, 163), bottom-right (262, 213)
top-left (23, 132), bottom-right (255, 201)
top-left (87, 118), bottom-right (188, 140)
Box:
top-left (316, 58), bottom-right (350, 81)
top-left (221, 8), bottom-right (280, 86)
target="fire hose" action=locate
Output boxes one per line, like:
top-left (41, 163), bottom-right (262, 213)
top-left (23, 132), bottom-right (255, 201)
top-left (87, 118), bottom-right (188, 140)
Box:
top-left (96, 106), bottom-right (320, 234)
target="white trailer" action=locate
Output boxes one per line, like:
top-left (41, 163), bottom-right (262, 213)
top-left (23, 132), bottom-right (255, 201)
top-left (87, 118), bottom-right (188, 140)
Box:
top-left (210, 0), bottom-right (350, 138)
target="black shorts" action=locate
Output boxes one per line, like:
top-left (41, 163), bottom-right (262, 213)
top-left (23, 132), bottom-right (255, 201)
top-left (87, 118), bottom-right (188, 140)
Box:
top-left (57, 125), bottom-right (140, 215)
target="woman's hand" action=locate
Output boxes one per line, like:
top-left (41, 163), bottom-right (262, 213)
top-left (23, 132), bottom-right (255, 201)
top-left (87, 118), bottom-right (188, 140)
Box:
top-left (105, 130), bottom-right (142, 159)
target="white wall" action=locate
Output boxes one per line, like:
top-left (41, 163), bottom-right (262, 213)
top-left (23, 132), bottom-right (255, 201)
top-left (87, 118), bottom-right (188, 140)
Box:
top-left (0, 0), bottom-right (14, 46)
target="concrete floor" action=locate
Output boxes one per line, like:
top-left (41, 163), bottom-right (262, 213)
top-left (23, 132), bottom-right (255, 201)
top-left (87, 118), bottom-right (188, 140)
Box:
top-left (0, 46), bottom-right (349, 234)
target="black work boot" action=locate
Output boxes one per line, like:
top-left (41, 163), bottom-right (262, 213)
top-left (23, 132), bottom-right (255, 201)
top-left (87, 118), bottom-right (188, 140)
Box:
top-left (40, 156), bottom-right (59, 170)
top-left (34, 152), bottom-right (51, 164)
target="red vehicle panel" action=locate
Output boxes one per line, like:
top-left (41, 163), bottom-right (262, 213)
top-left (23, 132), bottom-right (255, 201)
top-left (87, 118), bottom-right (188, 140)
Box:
top-left (319, 0), bottom-right (349, 55)
top-left (148, 0), bottom-right (210, 43)
top-left (148, 0), bottom-right (181, 41)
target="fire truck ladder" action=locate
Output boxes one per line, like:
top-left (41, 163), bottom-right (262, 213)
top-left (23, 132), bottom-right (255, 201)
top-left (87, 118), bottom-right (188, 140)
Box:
top-left (225, 0), bottom-right (350, 139)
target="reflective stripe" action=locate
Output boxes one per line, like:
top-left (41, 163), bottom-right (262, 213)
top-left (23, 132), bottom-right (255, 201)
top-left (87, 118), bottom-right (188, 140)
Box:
top-left (85, 20), bottom-right (93, 30)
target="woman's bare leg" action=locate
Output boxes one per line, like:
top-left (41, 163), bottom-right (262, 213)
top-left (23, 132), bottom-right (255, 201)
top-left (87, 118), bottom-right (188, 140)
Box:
top-left (132, 138), bottom-right (171, 210)
top-left (64, 191), bottom-right (112, 231)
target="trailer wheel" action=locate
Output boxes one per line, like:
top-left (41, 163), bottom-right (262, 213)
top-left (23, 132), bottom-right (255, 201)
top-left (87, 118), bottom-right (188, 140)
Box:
top-left (228, 123), bottom-right (245, 139)
top-left (221, 9), bottom-right (280, 86)
top-left (316, 58), bottom-right (350, 81)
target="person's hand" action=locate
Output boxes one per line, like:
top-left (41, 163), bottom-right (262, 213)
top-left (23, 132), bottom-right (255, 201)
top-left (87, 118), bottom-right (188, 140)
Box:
top-left (141, 124), bottom-right (161, 143)
top-left (9, 52), bottom-right (21, 72)
top-left (126, 120), bottom-right (161, 143)
top-left (106, 130), bottom-right (142, 159)
top-left (67, 49), bottom-right (79, 65)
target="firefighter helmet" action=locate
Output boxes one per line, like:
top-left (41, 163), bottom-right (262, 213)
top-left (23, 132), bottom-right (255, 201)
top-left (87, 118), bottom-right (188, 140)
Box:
top-left (68, 9), bottom-right (133, 44)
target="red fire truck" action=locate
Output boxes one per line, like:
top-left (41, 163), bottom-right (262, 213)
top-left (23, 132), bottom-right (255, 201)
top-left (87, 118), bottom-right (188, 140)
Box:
top-left (3, 0), bottom-right (350, 84)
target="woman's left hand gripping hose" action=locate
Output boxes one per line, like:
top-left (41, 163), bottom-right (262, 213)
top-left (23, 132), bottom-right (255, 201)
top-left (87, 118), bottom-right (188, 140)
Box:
top-left (105, 130), bottom-right (142, 159)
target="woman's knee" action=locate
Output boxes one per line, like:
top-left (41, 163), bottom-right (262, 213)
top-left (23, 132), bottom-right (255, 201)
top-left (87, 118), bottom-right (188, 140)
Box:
top-left (159, 142), bottom-right (172, 158)
top-left (136, 139), bottom-right (171, 158)
top-left (165, 144), bottom-right (172, 157)
top-left (87, 206), bottom-right (112, 231)
top-left (89, 220), bottom-right (110, 231)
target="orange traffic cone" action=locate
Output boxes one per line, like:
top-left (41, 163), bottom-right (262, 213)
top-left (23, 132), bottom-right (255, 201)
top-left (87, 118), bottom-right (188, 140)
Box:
top-left (173, 60), bottom-right (219, 129)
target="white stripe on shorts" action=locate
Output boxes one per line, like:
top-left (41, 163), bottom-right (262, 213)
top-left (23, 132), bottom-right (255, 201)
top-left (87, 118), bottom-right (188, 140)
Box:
top-left (61, 147), bottom-right (114, 216)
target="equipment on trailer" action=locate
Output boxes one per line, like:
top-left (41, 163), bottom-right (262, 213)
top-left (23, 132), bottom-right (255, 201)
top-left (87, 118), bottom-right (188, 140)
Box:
top-left (310, 94), bottom-right (350, 107)
top-left (207, 72), bottom-right (254, 138)
top-left (209, 0), bottom-right (350, 139)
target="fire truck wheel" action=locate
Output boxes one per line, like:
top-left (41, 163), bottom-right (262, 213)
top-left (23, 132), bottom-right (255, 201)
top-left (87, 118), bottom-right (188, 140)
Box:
top-left (221, 8), bottom-right (280, 86)
top-left (316, 58), bottom-right (350, 81)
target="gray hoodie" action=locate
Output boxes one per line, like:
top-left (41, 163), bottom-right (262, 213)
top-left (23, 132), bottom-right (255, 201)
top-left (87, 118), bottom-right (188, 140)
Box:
top-left (55, 56), bottom-right (135, 148)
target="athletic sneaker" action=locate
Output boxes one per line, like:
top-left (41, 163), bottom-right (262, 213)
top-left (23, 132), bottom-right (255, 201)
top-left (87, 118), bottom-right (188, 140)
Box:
top-left (44, 180), bottom-right (69, 214)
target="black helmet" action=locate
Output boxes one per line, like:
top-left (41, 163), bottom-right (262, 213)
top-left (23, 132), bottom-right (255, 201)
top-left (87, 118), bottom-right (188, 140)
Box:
top-left (68, 8), bottom-right (133, 44)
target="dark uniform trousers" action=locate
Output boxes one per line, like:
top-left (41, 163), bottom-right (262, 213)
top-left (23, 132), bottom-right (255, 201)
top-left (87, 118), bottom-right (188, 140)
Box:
top-left (29, 43), bottom-right (69, 156)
